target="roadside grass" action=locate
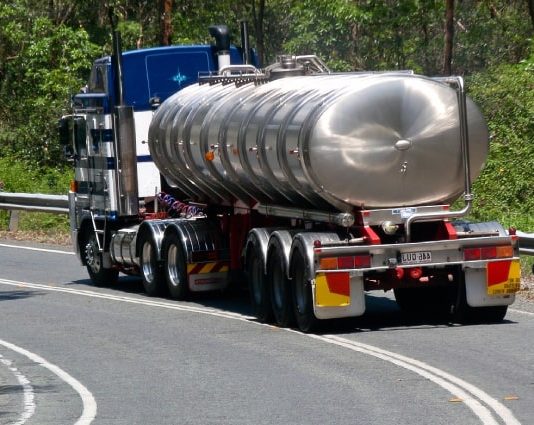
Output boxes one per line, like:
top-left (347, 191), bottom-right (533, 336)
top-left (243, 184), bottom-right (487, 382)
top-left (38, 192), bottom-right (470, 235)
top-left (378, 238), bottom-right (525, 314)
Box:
top-left (0, 156), bottom-right (71, 238)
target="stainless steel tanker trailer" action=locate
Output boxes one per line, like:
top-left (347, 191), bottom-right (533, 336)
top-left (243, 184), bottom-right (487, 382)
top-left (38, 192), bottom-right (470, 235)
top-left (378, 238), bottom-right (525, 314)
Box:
top-left (59, 25), bottom-right (520, 332)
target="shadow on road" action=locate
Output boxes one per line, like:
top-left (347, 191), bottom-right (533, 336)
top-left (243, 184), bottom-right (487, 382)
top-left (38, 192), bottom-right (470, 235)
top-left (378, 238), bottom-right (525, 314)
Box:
top-left (68, 275), bottom-right (145, 295)
top-left (0, 290), bottom-right (46, 302)
top-left (64, 274), bottom-right (517, 334)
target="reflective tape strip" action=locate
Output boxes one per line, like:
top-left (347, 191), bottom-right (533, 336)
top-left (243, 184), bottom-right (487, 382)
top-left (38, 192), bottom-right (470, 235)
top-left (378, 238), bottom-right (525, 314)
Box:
top-left (487, 260), bottom-right (521, 295)
top-left (187, 262), bottom-right (230, 275)
top-left (315, 272), bottom-right (351, 307)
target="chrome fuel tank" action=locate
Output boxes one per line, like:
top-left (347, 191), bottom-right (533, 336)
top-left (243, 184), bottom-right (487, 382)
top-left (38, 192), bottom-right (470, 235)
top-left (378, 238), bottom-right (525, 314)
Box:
top-left (148, 73), bottom-right (488, 210)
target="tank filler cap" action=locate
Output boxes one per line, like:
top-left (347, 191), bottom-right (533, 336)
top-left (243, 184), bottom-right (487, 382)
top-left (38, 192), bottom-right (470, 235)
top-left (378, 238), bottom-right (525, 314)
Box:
top-left (269, 55), bottom-right (305, 80)
top-left (395, 139), bottom-right (412, 151)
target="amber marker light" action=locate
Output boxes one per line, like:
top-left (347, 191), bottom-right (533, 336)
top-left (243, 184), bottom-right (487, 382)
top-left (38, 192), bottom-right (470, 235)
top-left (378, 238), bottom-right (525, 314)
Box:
top-left (320, 257), bottom-right (338, 270)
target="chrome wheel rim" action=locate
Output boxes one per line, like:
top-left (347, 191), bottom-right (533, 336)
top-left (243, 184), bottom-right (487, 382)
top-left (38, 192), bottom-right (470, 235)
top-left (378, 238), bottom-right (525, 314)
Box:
top-left (141, 241), bottom-right (155, 283)
top-left (85, 239), bottom-right (101, 273)
top-left (167, 244), bottom-right (181, 288)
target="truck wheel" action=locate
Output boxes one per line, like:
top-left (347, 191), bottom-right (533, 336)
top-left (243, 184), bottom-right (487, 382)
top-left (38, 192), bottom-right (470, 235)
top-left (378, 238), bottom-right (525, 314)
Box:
top-left (451, 272), bottom-right (508, 324)
top-left (163, 233), bottom-right (189, 300)
top-left (84, 231), bottom-right (118, 287)
top-left (291, 251), bottom-right (317, 333)
top-left (246, 247), bottom-right (272, 323)
top-left (139, 237), bottom-right (166, 296)
top-left (267, 246), bottom-right (294, 327)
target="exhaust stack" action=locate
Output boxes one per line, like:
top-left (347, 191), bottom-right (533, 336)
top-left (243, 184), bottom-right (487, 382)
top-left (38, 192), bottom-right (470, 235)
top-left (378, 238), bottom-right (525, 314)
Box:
top-left (209, 25), bottom-right (231, 71)
top-left (240, 21), bottom-right (251, 65)
top-left (111, 29), bottom-right (139, 217)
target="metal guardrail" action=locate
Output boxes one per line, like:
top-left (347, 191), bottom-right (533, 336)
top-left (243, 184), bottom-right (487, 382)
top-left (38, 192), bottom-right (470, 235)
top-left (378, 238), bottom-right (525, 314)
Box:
top-left (1, 190), bottom-right (533, 258)
top-left (0, 192), bottom-right (68, 214)
top-left (518, 231), bottom-right (534, 256)
top-left (0, 192), bottom-right (68, 232)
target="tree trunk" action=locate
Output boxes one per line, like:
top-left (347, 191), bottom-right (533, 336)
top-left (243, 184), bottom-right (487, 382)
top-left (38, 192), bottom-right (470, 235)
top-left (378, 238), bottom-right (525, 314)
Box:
top-left (252, 0), bottom-right (266, 66)
top-left (160, 0), bottom-right (173, 46)
top-left (528, 0), bottom-right (534, 30)
top-left (442, 0), bottom-right (455, 75)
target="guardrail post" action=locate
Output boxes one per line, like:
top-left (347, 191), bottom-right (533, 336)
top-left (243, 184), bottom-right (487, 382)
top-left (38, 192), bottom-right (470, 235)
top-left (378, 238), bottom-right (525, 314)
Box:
top-left (9, 210), bottom-right (19, 232)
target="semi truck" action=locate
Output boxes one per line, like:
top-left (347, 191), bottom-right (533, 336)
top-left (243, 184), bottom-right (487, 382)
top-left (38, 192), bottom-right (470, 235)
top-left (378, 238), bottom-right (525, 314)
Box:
top-left (59, 24), bottom-right (521, 332)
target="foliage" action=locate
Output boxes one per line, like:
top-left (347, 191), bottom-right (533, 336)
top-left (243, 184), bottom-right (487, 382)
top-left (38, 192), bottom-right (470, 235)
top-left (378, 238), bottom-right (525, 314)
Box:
top-left (276, 0), bottom-right (532, 73)
top-left (0, 157), bottom-right (72, 194)
top-left (0, 156), bottom-right (72, 232)
top-left (467, 45), bottom-right (534, 232)
top-left (0, 0), bottom-right (533, 238)
top-left (0, 4), bottom-right (100, 166)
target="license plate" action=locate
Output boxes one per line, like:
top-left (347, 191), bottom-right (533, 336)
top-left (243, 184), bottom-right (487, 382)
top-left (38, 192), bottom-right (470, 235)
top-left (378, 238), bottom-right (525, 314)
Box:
top-left (401, 251), bottom-right (432, 265)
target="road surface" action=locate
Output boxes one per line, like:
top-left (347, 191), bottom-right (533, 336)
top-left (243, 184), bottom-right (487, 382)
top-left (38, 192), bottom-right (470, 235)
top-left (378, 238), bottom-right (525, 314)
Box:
top-left (1, 240), bottom-right (533, 424)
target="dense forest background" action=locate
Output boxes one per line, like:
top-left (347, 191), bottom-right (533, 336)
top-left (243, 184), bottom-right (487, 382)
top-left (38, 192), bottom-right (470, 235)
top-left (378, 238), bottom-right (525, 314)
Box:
top-left (0, 0), bottom-right (533, 232)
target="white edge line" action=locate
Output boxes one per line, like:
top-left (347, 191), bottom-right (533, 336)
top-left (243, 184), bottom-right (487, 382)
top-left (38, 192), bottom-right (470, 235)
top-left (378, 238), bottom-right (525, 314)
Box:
top-left (0, 338), bottom-right (97, 425)
top-left (306, 334), bottom-right (500, 425)
top-left (509, 308), bottom-right (534, 317)
top-left (0, 278), bottom-right (523, 425)
top-left (0, 354), bottom-right (35, 425)
top-left (0, 243), bottom-right (75, 255)
top-left (323, 334), bottom-right (521, 425)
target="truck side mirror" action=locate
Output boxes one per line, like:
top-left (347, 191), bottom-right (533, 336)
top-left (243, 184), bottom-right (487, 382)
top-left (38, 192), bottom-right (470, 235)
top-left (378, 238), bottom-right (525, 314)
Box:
top-left (58, 117), bottom-right (70, 146)
top-left (58, 115), bottom-right (87, 160)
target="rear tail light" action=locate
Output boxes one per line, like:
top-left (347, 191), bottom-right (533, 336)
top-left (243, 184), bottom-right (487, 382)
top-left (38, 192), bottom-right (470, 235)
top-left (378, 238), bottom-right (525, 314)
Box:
top-left (463, 245), bottom-right (513, 261)
top-left (409, 267), bottom-right (423, 279)
top-left (319, 255), bottom-right (371, 270)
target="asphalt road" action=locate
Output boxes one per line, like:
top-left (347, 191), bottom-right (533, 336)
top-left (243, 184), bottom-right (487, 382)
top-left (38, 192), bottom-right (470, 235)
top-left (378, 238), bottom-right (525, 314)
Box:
top-left (1, 240), bottom-right (533, 425)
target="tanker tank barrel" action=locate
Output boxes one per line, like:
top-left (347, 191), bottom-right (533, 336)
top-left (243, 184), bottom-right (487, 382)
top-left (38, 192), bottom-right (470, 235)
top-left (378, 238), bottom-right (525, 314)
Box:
top-left (148, 65), bottom-right (489, 215)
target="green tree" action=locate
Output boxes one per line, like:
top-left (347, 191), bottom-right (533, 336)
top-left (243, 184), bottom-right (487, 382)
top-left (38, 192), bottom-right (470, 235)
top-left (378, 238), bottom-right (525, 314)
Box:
top-left (0, 4), bottom-right (99, 165)
top-left (468, 46), bottom-right (534, 230)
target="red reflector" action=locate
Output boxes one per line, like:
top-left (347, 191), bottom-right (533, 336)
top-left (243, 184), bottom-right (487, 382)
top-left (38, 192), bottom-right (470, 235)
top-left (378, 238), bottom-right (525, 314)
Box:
top-left (338, 256), bottom-right (354, 269)
top-left (354, 255), bottom-right (371, 268)
top-left (464, 248), bottom-right (481, 261)
top-left (395, 267), bottom-right (405, 280)
top-left (313, 240), bottom-right (322, 248)
top-left (481, 246), bottom-right (497, 259)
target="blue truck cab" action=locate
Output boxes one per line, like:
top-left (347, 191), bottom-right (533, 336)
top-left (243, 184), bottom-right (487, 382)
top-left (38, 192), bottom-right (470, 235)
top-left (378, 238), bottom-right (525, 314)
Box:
top-left (75, 44), bottom-right (252, 113)
top-left (65, 42), bottom-right (255, 209)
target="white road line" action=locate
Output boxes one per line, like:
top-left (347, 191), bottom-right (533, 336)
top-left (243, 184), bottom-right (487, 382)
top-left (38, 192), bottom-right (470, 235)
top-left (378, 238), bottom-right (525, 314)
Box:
top-left (319, 334), bottom-right (520, 425)
top-left (0, 278), bottom-right (522, 425)
top-left (0, 243), bottom-right (75, 255)
top-left (0, 338), bottom-right (97, 425)
top-left (509, 308), bottom-right (534, 317)
top-left (0, 354), bottom-right (35, 425)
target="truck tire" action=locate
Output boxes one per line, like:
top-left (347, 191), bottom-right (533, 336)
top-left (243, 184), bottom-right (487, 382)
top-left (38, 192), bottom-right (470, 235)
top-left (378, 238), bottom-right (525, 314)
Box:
top-left (84, 230), bottom-right (118, 287)
top-left (291, 251), bottom-right (317, 333)
top-left (451, 271), bottom-right (508, 324)
top-left (246, 247), bottom-right (273, 323)
top-left (163, 233), bottom-right (189, 300)
top-left (139, 236), bottom-right (166, 296)
top-left (267, 244), bottom-right (294, 327)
